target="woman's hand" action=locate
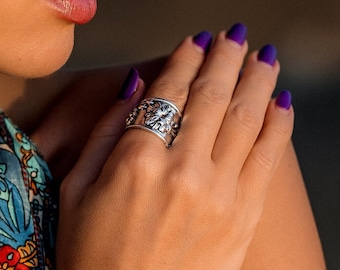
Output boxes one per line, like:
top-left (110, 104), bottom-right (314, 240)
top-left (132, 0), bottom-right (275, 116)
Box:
top-left (57, 24), bottom-right (294, 269)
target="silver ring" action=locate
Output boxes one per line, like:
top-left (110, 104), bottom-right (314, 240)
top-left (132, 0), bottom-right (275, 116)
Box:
top-left (125, 98), bottom-right (182, 147)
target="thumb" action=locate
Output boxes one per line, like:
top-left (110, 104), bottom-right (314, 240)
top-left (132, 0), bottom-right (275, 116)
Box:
top-left (62, 68), bottom-right (145, 205)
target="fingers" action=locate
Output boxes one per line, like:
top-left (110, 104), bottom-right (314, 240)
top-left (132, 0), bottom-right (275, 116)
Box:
top-left (178, 26), bottom-right (248, 154)
top-left (122, 31), bottom-right (213, 148)
top-left (239, 92), bottom-right (294, 213)
top-left (61, 69), bottom-right (145, 206)
top-left (213, 45), bottom-right (280, 170)
top-left (146, 31), bottom-right (212, 110)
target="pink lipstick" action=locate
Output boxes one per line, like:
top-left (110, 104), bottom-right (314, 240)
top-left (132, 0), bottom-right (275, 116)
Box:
top-left (45, 0), bottom-right (97, 24)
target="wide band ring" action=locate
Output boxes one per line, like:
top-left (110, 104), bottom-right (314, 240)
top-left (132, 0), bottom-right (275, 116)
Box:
top-left (125, 98), bottom-right (182, 147)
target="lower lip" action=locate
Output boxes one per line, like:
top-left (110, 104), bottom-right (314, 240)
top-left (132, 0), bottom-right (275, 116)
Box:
top-left (45, 0), bottom-right (97, 24)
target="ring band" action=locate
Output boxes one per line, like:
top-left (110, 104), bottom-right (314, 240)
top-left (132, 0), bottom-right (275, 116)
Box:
top-left (125, 98), bottom-right (182, 147)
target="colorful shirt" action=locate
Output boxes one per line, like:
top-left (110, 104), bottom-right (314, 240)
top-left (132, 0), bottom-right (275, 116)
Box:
top-left (0, 110), bottom-right (57, 269)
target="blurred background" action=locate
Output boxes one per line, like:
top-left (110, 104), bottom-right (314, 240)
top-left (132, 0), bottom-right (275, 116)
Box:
top-left (64, 0), bottom-right (340, 268)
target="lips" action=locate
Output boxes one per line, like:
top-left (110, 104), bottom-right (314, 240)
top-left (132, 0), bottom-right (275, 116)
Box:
top-left (45, 0), bottom-right (97, 24)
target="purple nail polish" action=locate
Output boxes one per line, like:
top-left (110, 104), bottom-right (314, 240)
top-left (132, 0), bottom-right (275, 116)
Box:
top-left (118, 68), bottom-right (139, 100)
top-left (258, 44), bottom-right (277, 66)
top-left (276, 90), bottom-right (292, 110)
top-left (193, 31), bottom-right (213, 52)
top-left (226, 23), bottom-right (247, 45)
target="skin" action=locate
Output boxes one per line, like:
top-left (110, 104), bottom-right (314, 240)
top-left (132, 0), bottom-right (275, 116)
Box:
top-left (0, 1), bottom-right (325, 269)
top-left (242, 142), bottom-right (325, 269)
top-left (0, 0), bottom-right (74, 77)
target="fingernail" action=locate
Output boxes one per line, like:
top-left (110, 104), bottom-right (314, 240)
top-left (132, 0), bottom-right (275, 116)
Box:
top-left (276, 90), bottom-right (292, 110)
top-left (193, 31), bottom-right (213, 53)
top-left (258, 44), bottom-right (277, 66)
top-left (226, 23), bottom-right (247, 45)
top-left (118, 68), bottom-right (139, 100)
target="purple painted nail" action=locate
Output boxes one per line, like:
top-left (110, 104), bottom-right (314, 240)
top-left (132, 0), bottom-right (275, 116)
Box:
top-left (276, 90), bottom-right (292, 110)
top-left (118, 68), bottom-right (139, 100)
top-left (258, 44), bottom-right (277, 66)
top-left (226, 23), bottom-right (247, 45)
top-left (193, 31), bottom-right (213, 52)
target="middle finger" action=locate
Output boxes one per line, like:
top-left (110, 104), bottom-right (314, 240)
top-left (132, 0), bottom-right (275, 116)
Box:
top-left (179, 24), bottom-right (248, 154)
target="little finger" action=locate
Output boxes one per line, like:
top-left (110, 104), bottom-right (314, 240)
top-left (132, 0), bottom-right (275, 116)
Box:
top-left (239, 90), bottom-right (294, 214)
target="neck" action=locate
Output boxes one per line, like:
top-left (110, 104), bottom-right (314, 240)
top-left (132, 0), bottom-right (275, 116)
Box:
top-left (0, 70), bottom-right (77, 133)
top-left (0, 73), bottom-right (26, 114)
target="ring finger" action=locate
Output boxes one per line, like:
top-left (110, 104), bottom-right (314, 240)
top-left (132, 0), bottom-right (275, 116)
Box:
top-left (123, 31), bottom-right (213, 148)
top-left (213, 45), bottom-right (280, 171)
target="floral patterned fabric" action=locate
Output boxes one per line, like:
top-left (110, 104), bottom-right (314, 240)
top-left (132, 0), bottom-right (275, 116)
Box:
top-left (0, 110), bottom-right (57, 269)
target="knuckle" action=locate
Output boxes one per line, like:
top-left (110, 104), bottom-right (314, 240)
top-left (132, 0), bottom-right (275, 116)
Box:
top-left (167, 160), bottom-right (207, 203)
top-left (167, 160), bottom-right (226, 219)
top-left (211, 42), bottom-right (242, 67)
top-left (250, 72), bottom-right (276, 91)
top-left (249, 146), bottom-right (275, 170)
top-left (222, 51), bottom-right (240, 67)
top-left (170, 170), bottom-right (202, 199)
top-left (115, 143), bottom-right (162, 183)
top-left (229, 104), bottom-right (262, 132)
top-left (168, 51), bottom-right (199, 70)
top-left (271, 122), bottom-right (293, 139)
top-left (149, 79), bottom-right (188, 104)
top-left (116, 147), bottom-right (165, 191)
top-left (205, 195), bottom-right (229, 219)
top-left (261, 75), bottom-right (276, 90)
top-left (192, 80), bottom-right (230, 106)
top-left (125, 146), bottom-right (160, 174)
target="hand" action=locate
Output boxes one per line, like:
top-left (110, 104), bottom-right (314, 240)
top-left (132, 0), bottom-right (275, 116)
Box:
top-left (57, 25), bottom-right (294, 269)
top-left (31, 67), bottom-right (147, 180)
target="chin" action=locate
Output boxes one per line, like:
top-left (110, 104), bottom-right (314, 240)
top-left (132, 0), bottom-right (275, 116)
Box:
top-left (22, 33), bottom-right (75, 78)
top-left (1, 25), bottom-right (75, 79)
top-left (26, 41), bottom-right (74, 78)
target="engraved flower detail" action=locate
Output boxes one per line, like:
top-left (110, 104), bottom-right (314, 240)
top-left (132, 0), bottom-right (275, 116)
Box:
top-left (126, 99), bottom-right (181, 140)
top-left (145, 101), bottom-right (178, 134)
